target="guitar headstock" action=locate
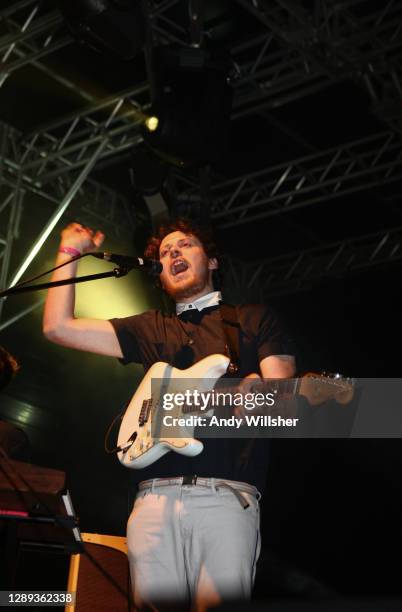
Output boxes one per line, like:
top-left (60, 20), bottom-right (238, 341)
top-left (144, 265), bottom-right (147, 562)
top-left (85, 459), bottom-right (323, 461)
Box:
top-left (299, 372), bottom-right (355, 406)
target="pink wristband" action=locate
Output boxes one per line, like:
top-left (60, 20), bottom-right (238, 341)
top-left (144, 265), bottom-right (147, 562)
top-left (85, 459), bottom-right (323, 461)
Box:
top-left (59, 246), bottom-right (81, 257)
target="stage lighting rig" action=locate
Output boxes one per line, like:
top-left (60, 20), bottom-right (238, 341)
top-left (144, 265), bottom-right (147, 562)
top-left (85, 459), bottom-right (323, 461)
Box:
top-left (141, 46), bottom-right (234, 167)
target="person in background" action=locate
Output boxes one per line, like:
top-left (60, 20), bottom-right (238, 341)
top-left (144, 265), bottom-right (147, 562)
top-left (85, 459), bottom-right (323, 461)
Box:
top-left (0, 346), bottom-right (30, 461)
top-left (0, 346), bottom-right (19, 392)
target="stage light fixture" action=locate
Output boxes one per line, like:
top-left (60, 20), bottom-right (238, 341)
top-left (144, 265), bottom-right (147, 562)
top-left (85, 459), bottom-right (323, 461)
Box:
top-left (57, 0), bottom-right (146, 60)
top-left (145, 116), bottom-right (159, 132)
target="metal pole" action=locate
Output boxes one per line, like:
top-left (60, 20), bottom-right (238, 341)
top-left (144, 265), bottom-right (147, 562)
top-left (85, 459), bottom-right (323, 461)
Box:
top-left (7, 137), bottom-right (109, 290)
top-left (0, 189), bottom-right (23, 320)
top-left (0, 3), bottom-right (39, 87)
top-left (0, 298), bottom-right (44, 331)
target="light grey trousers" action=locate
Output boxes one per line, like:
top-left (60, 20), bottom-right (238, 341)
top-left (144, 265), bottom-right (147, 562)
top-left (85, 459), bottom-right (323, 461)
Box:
top-left (127, 480), bottom-right (261, 611)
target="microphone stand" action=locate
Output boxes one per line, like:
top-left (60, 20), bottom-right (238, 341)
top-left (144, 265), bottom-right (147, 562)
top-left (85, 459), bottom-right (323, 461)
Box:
top-left (0, 258), bottom-right (136, 604)
top-left (0, 267), bottom-right (131, 299)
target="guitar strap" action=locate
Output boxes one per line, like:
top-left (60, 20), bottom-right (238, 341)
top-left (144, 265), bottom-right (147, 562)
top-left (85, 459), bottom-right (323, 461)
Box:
top-left (219, 303), bottom-right (240, 376)
top-left (220, 303), bottom-right (255, 469)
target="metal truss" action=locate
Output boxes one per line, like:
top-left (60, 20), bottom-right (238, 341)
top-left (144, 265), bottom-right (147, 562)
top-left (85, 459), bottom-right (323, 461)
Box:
top-left (1, 3), bottom-right (401, 235)
top-left (182, 131), bottom-right (402, 229)
top-left (1, 81), bottom-right (150, 190)
top-left (0, 0), bottom-right (189, 88)
top-left (0, 120), bottom-right (139, 326)
top-left (0, 185), bottom-right (24, 319)
top-left (1, 122), bottom-right (136, 238)
top-left (2, 1), bottom-right (401, 128)
top-left (233, 0), bottom-right (402, 124)
top-left (146, 0), bottom-right (188, 46)
top-left (0, 0), bottom-right (73, 88)
top-left (364, 64), bottom-right (402, 134)
top-left (0, 0), bottom-right (325, 113)
top-left (222, 225), bottom-right (402, 299)
top-left (243, 0), bottom-right (402, 62)
top-left (0, 115), bottom-right (143, 329)
top-left (0, 4), bottom-right (399, 237)
top-left (232, 33), bottom-right (334, 118)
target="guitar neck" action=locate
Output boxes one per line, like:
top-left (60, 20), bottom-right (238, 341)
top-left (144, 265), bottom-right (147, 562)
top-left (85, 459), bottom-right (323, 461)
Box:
top-left (265, 378), bottom-right (301, 396)
top-left (182, 378), bottom-right (301, 415)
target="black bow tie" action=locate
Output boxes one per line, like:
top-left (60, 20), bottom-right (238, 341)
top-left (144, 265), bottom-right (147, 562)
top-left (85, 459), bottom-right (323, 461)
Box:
top-left (178, 304), bottom-right (220, 322)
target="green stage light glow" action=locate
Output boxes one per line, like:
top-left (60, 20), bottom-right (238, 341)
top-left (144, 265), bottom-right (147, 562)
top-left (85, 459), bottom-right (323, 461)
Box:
top-left (74, 258), bottom-right (150, 319)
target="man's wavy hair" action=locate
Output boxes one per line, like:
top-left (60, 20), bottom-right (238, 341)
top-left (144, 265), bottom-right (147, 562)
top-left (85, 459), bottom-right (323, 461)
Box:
top-left (144, 218), bottom-right (221, 290)
top-left (0, 346), bottom-right (19, 392)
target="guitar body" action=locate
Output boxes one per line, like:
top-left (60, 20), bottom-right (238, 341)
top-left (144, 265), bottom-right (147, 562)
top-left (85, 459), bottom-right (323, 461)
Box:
top-left (117, 354), bottom-right (353, 470)
top-left (117, 354), bottom-right (230, 469)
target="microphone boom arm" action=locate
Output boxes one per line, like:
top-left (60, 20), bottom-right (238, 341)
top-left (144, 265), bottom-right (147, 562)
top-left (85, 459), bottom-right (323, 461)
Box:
top-left (0, 267), bottom-right (130, 299)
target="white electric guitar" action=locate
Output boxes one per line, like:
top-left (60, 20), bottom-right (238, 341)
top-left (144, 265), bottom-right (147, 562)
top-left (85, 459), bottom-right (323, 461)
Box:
top-left (117, 354), bottom-right (354, 470)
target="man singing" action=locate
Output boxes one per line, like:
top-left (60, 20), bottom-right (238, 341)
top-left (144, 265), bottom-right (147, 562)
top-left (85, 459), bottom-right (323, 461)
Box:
top-left (43, 219), bottom-right (296, 611)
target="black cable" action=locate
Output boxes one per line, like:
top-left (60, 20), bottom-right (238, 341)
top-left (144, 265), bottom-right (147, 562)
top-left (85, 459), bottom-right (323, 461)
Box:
top-left (12, 253), bottom-right (89, 289)
top-left (104, 409), bottom-right (127, 454)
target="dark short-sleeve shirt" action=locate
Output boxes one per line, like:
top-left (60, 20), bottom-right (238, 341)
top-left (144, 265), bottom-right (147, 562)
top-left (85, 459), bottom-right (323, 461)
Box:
top-left (110, 304), bottom-right (295, 492)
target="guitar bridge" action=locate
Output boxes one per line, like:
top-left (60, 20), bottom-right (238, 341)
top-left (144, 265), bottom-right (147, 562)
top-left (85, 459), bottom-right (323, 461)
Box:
top-left (138, 398), bottom-right (152, 426)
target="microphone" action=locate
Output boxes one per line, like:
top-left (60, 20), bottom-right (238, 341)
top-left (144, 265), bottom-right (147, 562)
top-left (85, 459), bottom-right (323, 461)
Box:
top-left (90, 252), bottom-right (162, 274)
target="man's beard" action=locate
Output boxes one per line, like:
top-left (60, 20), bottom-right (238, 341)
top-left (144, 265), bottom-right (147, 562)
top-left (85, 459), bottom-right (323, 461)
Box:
top-left (166, 269), bottom-right (210, 301)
